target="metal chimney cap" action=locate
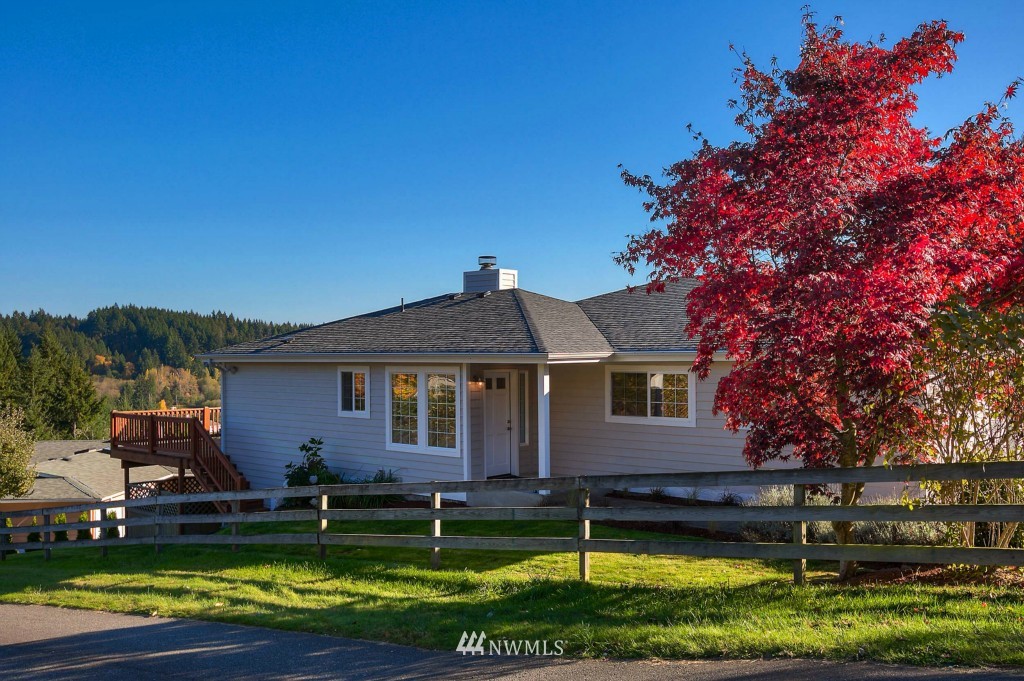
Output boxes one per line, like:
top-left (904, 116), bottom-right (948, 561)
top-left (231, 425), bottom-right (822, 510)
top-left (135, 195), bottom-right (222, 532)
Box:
top-left (478, 255), bottom-right (497, 270)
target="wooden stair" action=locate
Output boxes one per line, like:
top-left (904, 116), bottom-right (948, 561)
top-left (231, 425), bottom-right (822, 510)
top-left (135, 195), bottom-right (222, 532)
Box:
top-left (110, 409), bottom-right (261, 513)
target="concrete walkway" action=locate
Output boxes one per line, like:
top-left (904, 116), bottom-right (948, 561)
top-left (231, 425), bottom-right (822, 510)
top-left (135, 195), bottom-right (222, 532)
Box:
top-left (0, 604), bottom-right (1018, 680)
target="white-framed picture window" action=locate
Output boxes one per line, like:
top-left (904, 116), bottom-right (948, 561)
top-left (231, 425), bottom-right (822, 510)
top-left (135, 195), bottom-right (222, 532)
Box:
top-left (605, 365), bottom-right (696, 427)
top-left (338, 366), bottom-right (370, 418)
top-left (385, 366), bottom-right (462, 456)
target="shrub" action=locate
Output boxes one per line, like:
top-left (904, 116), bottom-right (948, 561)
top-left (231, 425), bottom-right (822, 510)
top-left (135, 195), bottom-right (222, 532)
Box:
top-left (25, 516), bottom-right (41, 544)
top-left (740, 486), bottom-right (835, 543)
top-left (285, 437), bottom-right (340, 487)
top-left (53, 513), bottom-right (68, 543)
top-left (105, 511), bottom-right (120, 540)
top-left (331, 469), bottom-right (403, 509)
top-left (740, 486), bottom-right (949, 546)
top-left (76, 512), bottom-right (92, 541)
top-left (2, 517), bottom-right (11, 554)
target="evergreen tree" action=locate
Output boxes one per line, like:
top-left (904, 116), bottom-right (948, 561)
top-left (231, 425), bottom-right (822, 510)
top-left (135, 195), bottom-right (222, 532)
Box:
top-left (0, 327), bottom-right (22, 409)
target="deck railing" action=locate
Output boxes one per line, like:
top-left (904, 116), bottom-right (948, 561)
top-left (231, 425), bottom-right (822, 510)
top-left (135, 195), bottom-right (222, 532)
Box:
top-left (110, 407), bottom-right (221, 454)
top-left (4, 461), bottom-right (1024, 583)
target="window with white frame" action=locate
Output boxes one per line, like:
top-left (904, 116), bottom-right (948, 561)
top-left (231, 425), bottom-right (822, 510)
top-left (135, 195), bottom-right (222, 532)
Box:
top-left (386, 366), bottom-right (461, 455)
top-left (606, 366), bottom-right (696, 427)
top-left (338, 366), bottom-right (369, 418)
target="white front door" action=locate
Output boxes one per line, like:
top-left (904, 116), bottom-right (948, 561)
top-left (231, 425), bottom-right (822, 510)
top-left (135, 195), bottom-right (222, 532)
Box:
top-left (484, 371), bottom-right (514, 477)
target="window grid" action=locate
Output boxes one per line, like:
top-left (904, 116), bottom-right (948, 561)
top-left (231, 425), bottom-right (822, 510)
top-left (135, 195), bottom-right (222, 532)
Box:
top-left (650, 372), bottom-right (689, 419)
top-left (390, 373), bottom-right (418, 445)
top-left (426, 373), bottom-right (457, 449)
top-left (353, 372), bottom-right (366, 411)
top-left (611, 372), bottom-right (648, 417)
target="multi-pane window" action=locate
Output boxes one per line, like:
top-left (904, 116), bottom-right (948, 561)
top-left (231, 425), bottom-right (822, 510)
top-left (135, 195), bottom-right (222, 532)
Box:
top-left (427, 373), bottom-right (457, 449)
top-left (608, 368), bottom-right (694, 426)
top-left (338, 367), bottom-right (369, 418)
top-left (650, 372), bottom-right (689, 419)
top-left (390, 372), bottom-right (419, 445)
top-left (387, 367), bottom-right (461, 455)
top-left (610, 372), bottom-right (648, 417)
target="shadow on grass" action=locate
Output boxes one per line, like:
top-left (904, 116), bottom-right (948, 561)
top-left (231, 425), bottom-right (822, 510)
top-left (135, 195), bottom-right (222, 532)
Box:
top-left (4, 542), bottom-right (1024, 666)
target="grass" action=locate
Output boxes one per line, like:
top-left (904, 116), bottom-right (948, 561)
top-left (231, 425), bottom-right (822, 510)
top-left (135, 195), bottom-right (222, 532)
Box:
top-left (2, 518), bottom-right (1024, 667)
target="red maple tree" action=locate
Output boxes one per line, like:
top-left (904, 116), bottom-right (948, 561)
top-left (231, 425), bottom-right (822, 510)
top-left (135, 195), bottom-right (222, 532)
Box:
top-left (618, 13), bottom-right (1023, 573)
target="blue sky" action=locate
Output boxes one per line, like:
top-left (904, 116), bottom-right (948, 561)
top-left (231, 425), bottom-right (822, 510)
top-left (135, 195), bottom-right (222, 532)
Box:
top-left (1, 1), bottom-right (1021, 324)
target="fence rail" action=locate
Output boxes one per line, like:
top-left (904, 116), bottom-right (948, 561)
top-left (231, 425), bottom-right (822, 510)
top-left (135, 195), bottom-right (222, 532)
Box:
top-left (3, 461), bottom-right (1024, 583)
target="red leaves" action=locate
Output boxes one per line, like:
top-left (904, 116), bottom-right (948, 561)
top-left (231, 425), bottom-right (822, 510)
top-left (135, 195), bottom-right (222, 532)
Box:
top-left (620, 16), bottom-right (1024, 470)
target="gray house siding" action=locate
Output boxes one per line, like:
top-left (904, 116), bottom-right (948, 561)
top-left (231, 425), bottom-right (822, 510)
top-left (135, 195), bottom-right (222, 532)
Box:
top-left (222, 362), bottom-right (464, 489)
top-left (548, 361), bottom-right (749, 478)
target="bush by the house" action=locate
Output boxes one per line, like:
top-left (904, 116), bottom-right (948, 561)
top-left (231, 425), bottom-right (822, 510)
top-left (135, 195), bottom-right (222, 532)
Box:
top-left (740, 486), bottom-right (948, 546)
top-left (76, 512), bottom-right (92, 541)
top-left (330, 469), bottom-right (403, 509)
top-left (53, 513), bottom-right (68, 543)
top-left (285, 437), bottom-right (341, 487)
top-left (104, 511), bottom-right (119, 539)
top-left (25, 516), bottom-right (41, 544)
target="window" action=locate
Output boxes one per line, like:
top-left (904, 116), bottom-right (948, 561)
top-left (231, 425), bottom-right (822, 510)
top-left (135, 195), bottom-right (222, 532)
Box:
top-left (606, 366), bottom-right (696, 427)
top-left (386, 366), bottom-right (462, 455)
top-left (517, 370), bottom-right (529, 445)
top-left (338, 367), bottom-right (369, 418)
top-left (427, 373), bottom-right (457, 449)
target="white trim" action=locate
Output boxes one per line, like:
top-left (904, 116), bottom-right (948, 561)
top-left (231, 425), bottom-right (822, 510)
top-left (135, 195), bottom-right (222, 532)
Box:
top-left (461, 362), bottom-right (471, 481)
top-left (537, 362), bottom-right (551, 480)
top-left (516, 369), bottom-right (530, 447)
top-left (604, 365), bottom-right (697, 428)
top-left (384, 365), bottom-right (463, 457)
top-left (200, 351), bottom-right (613, 364)
top-left (337, 366), bottom-right (370, 418)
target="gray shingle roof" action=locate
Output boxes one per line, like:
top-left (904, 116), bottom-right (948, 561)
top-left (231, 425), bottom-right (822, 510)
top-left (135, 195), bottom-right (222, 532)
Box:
top-left (2, 443), bottom-right (177, 502)
top-left (577, 281), bottom-right (699, 352)
top-left (30, 440), bottom-right (106, 466)
top-left (208, 289), bottom-right (612, 356)
top-left (206, 281), bottom-right (698, 358)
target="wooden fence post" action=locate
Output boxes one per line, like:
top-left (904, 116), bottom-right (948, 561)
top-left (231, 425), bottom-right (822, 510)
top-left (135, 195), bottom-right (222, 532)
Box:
top-left (793, 484), bottom-right (806, 585)
top-left (318, 491), bottom-right (328, 560)
top-left (231, 499), bottom-right (240, 552)
top-left (578, 485), bottom-right (590, 582)
top-left (1, 513), bottom-right (7, 561)
top-left (430, 491), bottom-right (442, 569)
top-left (43, 512), bottom-right (52, 561)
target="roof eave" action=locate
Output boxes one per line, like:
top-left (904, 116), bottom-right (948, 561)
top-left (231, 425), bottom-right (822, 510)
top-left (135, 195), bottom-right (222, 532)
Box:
top-left (198, 351), bottom-right (612, 365)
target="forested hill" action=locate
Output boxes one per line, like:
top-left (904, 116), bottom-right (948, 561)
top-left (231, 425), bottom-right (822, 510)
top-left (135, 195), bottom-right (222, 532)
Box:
top-left (0, 306), bottom-right (306, 440)
top-left (1, 305), bottom-right (306, 378)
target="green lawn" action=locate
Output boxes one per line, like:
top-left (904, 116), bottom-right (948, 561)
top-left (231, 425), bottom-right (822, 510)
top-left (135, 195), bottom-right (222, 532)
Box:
top-left (2, 518), bottom-right (1023, 666)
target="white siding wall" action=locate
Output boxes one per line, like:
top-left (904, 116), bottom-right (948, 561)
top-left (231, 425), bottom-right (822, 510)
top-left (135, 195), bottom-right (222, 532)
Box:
top-left (549, 361), bottom-right (750, 478)
top-left (222, 363), bottom-right (464, 489)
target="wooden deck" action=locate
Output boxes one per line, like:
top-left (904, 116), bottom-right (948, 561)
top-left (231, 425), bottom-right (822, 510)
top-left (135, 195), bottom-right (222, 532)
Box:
top-left (109, 408), bottom-right (250, 510)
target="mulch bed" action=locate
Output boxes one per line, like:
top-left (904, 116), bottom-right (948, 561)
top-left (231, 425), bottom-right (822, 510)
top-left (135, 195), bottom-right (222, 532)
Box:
top-left (845, 565), bottom-right (1024, 587)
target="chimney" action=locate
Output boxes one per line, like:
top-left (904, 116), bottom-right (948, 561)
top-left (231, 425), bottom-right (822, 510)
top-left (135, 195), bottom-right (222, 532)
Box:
top-left (463, 255), bottom-right (518, 293)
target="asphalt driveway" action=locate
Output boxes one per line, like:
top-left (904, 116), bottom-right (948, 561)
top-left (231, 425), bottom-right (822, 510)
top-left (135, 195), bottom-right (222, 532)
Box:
top-left (0, 604), bottom-right (1019, 680)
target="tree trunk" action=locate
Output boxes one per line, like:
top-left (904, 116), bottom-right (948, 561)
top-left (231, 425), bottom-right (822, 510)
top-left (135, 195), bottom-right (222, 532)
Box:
top-left (833, 480), bottom-right (865, 580)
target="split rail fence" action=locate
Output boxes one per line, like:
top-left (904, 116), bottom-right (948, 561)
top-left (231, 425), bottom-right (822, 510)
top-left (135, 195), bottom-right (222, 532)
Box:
top-left (4, 460), bottom-right (1024, 584)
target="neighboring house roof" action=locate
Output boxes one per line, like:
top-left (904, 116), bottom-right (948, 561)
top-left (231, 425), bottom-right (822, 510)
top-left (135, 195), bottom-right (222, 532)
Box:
top-left (30, 439), bottom-right (106, 466)
top-left (206, 288), bottom-right (613, 357)
top-left (1, 442), bottom-right (177, 503)
top-left (577, 281), bottom-right (698, 352)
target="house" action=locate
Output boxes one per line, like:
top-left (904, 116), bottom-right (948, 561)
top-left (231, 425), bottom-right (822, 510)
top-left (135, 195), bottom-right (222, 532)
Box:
top-left (1, 440), bottom-right (179, 540)
top-left (198, 257), bottom-right (749, 501)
